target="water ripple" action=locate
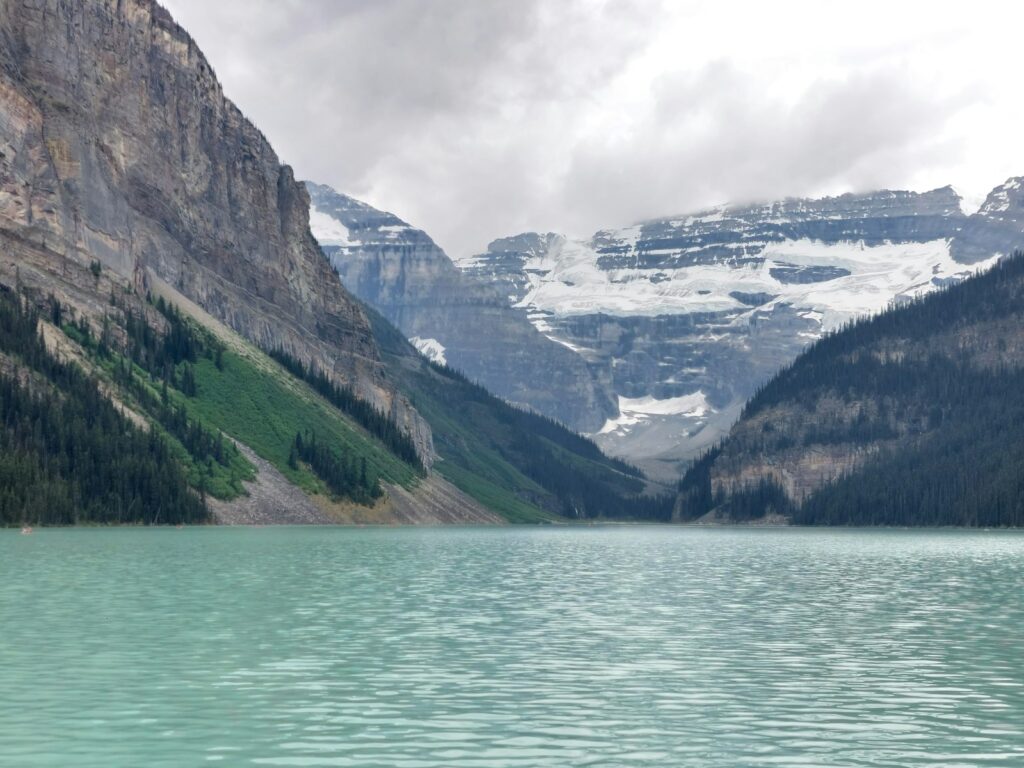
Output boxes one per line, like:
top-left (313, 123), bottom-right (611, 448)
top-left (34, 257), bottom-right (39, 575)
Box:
top-left (1, 526), bottom-right (1022, 766)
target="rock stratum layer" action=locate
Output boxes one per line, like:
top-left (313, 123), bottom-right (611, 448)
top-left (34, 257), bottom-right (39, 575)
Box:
top-left (0, 0), bottom-right (430, 457)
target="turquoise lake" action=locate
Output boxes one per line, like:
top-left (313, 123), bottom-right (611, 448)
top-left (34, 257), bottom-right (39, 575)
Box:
top-left (1, 526), bottom-right (1022, 766)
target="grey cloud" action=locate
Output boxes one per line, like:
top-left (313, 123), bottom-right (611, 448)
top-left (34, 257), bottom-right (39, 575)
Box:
top-left (560, 65), bottom-right (965, 231)
top-left (162, 0), bottom-right (976, 257)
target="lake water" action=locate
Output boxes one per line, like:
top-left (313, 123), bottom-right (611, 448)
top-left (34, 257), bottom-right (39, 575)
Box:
top-left (1, 526), bottom-right (1022, 767)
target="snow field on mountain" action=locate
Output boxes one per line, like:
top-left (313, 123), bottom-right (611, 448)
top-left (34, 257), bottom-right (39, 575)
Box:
top-left (598, 392), bottom-right (711, 436)
top-left (515, 235), bottom-right (1000, 333)
top-left (410, 337), bottom-right (448, 366)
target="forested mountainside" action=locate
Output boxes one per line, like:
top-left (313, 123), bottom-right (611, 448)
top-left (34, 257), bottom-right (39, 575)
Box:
top-left (676, 252), bottom-right (1024, 527)
top-left (0, 0), bottom-right (669, 526)
top-left (0, 288), bottom-right (205, 525)
top-left (0, 273), bottom-right (671, 525)
top-left (458, 185), bottom-right (1022, 479)
top-left (305, 182), bottom-right (616, 433)
top-left (0, 279), bottom-right (452, 525)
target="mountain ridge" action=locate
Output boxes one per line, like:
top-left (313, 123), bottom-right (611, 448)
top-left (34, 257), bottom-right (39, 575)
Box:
top-left (0, 0), bottom-right (665, 526)
top-left (0, 0), bottom-right (435, 458)
top-left (456, 182), bottom-right (1021, 479)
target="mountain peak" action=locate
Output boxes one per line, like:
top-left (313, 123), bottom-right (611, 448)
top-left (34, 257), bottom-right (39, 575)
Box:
top-left (304, 182), bottom-right (431, 250)
top-left (978, 176), bottom-right (1024, 217)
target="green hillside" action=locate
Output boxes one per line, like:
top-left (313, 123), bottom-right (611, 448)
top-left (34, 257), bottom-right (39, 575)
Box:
top-left (1, 279), bottom-right (674, 525)
top-left (92, 294), bottom-right (420, 504)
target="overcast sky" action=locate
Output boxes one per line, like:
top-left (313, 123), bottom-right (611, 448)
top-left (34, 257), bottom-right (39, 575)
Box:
top-left (163, 0), bottom-right (1024, 258)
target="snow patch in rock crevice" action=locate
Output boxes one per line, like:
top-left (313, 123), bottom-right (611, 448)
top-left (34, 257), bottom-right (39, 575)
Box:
top-left (410, 336), bottom-right (447, 366)
top-left (309, 204), bottom-right (353, 247)
top-left (598, 392), bottom-right (711, 435)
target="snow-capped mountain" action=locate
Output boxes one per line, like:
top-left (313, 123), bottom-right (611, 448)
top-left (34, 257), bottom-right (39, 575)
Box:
top-left (952, 177), bottom-right (1024, 262)
top-left (459, 183), bottom-right (1022, 480)
top-left (304, 182), bottom-right (617, 432)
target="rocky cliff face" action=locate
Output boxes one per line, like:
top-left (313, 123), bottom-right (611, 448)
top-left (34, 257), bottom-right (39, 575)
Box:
top-left (305, 182), bottom-right (617, 432)
top-left (0, 0), bottom-right (430, 456)
top-left (459, 186), bottom-right (1019, 480)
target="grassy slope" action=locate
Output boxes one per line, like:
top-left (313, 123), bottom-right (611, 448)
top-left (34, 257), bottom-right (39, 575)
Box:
top-left (58, 319), bottom-right (254, 500)
top-left (115, 280), bottom-right (648, 523)
top-left (405, 382), bottom-right (555, 523)
top-left (64, 290), bottom-right (419, 505)
top-left (181, 346), bottom-right (418, 496)
top-left (146, 278), bottom-right (420, 497)
top-left (66, 331), bottom-right (255, 500)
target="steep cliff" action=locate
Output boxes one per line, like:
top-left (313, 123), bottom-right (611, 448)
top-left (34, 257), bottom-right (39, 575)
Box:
top-left (0, 0), bottom-right (429, 455)
top-left (305, 181), bottom-right (616, 432)
top-left (460, 186), bottom-right (1019, 479)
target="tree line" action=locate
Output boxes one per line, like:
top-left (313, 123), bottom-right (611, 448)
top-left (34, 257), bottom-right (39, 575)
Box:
top-left (269, 347), bottom-right (424, 472)
top-left (289, 430), bottom-right (382, 504)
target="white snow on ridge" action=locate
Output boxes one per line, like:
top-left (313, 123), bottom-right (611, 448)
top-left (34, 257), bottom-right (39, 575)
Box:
top-left (410, 336), bottom-right (447, 366)
top-left (757, 238), bottom-right (1000, 331)
top-left (515, 236), bottom-right (1000, 333)
top-left (981, 178), bottom-right (1022, 215)
top-left (597, 392), bottom-right (710, 436)
top-left (952, 186), bottom-right (986, 216)
top-left (379, 224), bottom-right (413, 239)
top-left (308, 204), bottom-right (352, 247)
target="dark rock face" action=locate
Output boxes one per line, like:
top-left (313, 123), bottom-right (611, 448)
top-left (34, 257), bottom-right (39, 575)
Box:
top-left (305, 182), bottom-right (617, 432)
top-left (769, 265), bottom-right (851, 284)
top-left (0, 0), bottom-right (430, 454)
top-left (459, 232), bottom-right (558, 304)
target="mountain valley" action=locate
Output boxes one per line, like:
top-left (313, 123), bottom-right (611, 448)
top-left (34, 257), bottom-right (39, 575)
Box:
top-left (312, 181), bottom-right (1024, 481)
